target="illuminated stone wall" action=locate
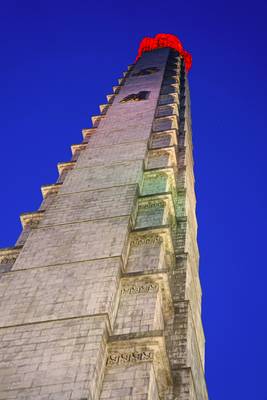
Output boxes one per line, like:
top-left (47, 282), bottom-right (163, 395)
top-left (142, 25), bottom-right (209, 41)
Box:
top-left (0, 46), bottom-right (208, 399)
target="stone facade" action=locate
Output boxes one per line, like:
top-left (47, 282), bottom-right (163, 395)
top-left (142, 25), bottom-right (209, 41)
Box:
top-left (0, 46), bottom-right (208, 399)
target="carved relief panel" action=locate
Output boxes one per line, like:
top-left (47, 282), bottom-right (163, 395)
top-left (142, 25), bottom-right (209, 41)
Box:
top-left (120, 91), bottom-right (150, 103)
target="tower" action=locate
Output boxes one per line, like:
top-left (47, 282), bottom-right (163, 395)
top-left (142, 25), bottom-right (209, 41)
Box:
top-left (0, 34), bottom-right (208, 399)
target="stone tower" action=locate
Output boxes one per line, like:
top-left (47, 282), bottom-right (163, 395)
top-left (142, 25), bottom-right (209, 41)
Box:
top-left (0, 34), bottom-right (208, 399)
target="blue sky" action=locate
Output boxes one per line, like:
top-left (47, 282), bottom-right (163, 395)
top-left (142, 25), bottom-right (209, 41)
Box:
top-left (1, 0), bottom-right (267, 398)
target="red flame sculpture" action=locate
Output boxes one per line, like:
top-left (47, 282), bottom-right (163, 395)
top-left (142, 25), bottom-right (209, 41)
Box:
top-left (136, 33), bottom-right (192, 72)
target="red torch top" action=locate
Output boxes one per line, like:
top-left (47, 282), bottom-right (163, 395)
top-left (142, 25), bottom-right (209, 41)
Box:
top-left (136, 33), bottom-right (192, 72)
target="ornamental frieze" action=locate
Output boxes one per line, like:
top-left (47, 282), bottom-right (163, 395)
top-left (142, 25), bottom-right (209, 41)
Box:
top-left (121, 282), bottom-right (159, 295)
top-left (130, 234), bottom-right (163, 247)
top-left (120, 91), bottom-right (150, 103)
top-left (0, 247), bottom-right (21, 265)
top-left (148, 150), bottom-right (169, 158)
top-left (0, 256), bottom-right (17, 265)
top-left (138, 200), bottom-right (165, 209)
top-left (106, 350), bottom-right (153, 367)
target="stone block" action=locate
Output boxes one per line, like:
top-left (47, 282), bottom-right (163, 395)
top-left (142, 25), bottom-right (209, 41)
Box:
top-left (61, 161), bottom-right (143, 194)
top-left (0, 257), bottom-right (122, 327)
top-left (40, 185), bottom-right (138, 226)
top-left (0, 317), bottom-right (108, 400)
top-left (77, 141), bottom-right (148, 168)
top-left (13, 216), bottom-right (130, 270)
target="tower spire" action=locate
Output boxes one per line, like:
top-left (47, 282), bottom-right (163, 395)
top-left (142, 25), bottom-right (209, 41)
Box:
top-left (136, 33), bottom-right (192, 71)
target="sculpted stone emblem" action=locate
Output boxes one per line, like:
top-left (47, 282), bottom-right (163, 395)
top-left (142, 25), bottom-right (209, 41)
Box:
top-left (120, 91), bottom-right (150, 103)
top-left (121, 282), bottom-right (159, 295)
top-left (131, 234), bottom-right (163, 247)
top-left (132, 67), bottom-right (159, 76)
top-left (106, 350), bottom-right (153, 366)
top-left (0, 256), bottom-right (17, 265)
top-left (138, 200), bottom-right (165, 209)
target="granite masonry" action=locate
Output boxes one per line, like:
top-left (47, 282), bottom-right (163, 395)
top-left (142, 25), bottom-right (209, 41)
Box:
top-left (0, 37), bottom-right (209, 399)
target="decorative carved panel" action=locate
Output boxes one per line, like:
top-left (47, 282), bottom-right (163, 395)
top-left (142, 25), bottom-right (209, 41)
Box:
top-left (120, 91), bottom-right (150, 103)
top-left (138, 200), bottom-right (165, 209)
top-left (106, 350), bottom-right (153, 366)
top-left (130, 234), bottom-right (163, 247)
top-left (121, 282), bottom-right (159, 295)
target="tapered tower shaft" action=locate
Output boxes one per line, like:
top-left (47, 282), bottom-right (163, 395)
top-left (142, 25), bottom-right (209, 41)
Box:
top-left (0, 35), bottom-right (208, 400)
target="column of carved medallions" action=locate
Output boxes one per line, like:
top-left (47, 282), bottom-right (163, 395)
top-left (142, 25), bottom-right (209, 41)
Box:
top-left (101, 51), bottom-right (180, 399)
top-left (103, 50), bottom-right (208, 399)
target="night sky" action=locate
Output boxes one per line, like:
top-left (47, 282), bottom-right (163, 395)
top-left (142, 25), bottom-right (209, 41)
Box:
top-left (1, 0), bottom-right (267, 398)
